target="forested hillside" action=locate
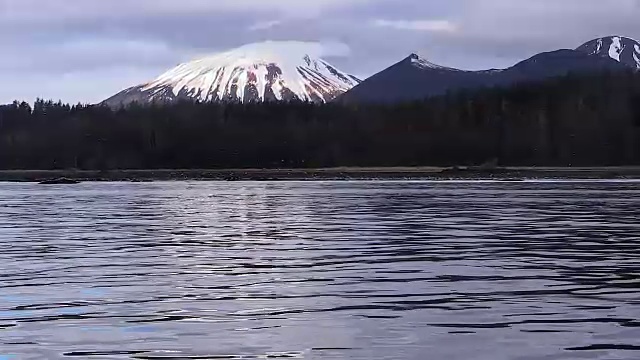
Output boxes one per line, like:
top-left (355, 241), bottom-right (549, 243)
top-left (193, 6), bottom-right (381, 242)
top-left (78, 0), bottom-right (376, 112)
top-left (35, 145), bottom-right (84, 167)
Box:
top-left (1, 71), bottom-right (639, 170)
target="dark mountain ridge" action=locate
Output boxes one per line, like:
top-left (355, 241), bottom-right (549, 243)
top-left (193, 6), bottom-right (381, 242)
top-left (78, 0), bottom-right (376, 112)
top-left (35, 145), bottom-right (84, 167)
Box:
top-left (339, 47), bottom-right (630, 104)
top-left (338, 36), bottom-right (640, 104)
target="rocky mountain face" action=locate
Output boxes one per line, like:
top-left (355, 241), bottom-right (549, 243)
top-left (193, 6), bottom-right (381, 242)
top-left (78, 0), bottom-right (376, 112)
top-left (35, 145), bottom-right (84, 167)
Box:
top-left (103, 41), bottom-right (360, 107)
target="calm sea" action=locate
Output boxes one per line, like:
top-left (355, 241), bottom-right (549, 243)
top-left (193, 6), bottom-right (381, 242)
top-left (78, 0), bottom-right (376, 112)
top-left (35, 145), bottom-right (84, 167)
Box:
top-left (0, 181), bottom-right (639, 359)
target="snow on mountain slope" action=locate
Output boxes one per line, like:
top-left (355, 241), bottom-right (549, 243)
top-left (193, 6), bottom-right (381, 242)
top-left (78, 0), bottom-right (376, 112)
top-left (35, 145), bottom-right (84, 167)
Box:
top-left (103, 41), bottom-right (360, 107)
top-left (576, 36), bottom-right (640, 69)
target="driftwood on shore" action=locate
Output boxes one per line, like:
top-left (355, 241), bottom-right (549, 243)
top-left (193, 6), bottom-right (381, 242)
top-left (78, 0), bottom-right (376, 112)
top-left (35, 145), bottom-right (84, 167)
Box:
top-left (38, 178), bottom-right (82, 185)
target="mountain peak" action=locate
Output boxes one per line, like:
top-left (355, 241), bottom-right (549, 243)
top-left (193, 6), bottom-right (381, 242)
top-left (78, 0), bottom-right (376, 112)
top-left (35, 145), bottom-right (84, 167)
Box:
top-left (103, 41), bottom-right (361, 107)
top-left (576, 36), bottom-right (640, 69)
top-left (403, 53), bottom-right (454, 71)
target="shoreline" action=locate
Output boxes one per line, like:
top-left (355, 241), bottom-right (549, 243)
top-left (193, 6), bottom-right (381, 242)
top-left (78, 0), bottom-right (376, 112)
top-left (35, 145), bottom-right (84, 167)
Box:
top-left (2, 167), bottom-right (640, 182)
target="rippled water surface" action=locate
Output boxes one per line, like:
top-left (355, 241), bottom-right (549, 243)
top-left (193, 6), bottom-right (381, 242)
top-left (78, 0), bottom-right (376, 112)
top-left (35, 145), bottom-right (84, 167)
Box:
top-left (1, 181), bottom-right (639, 359)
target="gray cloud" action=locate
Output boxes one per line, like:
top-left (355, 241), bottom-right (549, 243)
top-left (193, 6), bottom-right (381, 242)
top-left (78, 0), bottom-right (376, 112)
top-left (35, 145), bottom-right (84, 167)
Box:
top-left (1, 0), bottom-right (639, 103)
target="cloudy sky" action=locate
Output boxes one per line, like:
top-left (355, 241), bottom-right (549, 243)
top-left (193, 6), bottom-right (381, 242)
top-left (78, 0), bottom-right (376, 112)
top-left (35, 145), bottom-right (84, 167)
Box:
top-left (1, 0), bottom-right (640, 104)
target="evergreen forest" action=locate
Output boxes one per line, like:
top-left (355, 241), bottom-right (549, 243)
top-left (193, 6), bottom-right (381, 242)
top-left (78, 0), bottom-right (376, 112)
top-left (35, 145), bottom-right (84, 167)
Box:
top-left (1, 71), bottom-right (640, 170)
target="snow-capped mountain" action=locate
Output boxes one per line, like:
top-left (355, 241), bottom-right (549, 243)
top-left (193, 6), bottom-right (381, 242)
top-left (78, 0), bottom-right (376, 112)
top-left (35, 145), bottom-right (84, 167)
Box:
top-left (576, 36), bottom-right (640, 69)
top-left (104, 41), bottom-right (360, 107)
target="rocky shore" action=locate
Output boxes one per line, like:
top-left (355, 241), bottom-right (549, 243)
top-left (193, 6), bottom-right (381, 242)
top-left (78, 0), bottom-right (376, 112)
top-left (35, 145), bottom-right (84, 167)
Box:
top-left (1, 167), bottom-right (640, 183)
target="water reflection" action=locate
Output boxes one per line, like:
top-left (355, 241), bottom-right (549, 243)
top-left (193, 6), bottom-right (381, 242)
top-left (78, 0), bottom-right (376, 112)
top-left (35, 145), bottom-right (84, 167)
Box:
top-left (0, 181), bottom-right (639, 359)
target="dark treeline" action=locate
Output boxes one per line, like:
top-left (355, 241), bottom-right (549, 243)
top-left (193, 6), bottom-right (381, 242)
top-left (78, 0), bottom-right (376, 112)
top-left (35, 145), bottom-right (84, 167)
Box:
top-left (1, 70), bottom-right (640, 170)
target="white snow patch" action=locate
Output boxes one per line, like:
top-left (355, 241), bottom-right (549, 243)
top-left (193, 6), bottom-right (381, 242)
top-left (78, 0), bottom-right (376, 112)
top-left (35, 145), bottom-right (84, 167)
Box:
top-left (595, 38), bottom-right (603, 54)
top-left (634, 52), bottom-right (640, 69)
top-left (609, 36), bottom-right (624, 62)
top-left (254, 66), bottom-right (268, 101)
top-left (235, 70), bottom-right (248, 102)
